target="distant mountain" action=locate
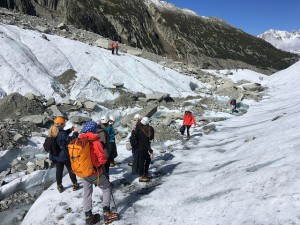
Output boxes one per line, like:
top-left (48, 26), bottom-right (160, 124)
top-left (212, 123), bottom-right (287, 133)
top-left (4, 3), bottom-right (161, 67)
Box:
top-left (0, 0), bottom-right (299, 73)
top-left (258, 29), bottom-right (300, 55)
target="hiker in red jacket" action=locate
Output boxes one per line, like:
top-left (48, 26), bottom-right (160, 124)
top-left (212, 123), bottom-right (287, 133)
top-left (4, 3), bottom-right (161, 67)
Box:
top-left (182, 110), bottom-right (196, 140)
top-left (79, 121), bottom-right (119, 225)
top-left (110, 41), bottom-right (115, 54)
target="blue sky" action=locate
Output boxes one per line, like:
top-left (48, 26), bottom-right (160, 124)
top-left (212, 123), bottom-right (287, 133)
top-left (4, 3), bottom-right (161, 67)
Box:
top-left (166, 0), bottom-right (300, 35)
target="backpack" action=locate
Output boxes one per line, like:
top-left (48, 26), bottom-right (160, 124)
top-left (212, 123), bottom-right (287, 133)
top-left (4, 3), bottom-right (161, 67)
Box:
top-left (179, 125), bottom-right (185, 135)
top-left (68, 138), bottom-right (96, 178)
top-left (43, 137), bottom-right (61, 156)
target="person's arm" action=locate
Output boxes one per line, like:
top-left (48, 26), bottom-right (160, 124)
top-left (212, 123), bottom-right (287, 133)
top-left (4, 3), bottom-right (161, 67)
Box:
top-left (94, 141), bottom-right (107, 166)
top-left (192, 115), bottom-right (196, 127)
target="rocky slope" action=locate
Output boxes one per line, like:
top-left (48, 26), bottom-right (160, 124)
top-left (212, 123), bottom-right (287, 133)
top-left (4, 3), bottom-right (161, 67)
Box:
top-left (0, 0), bottom-right (298, 73)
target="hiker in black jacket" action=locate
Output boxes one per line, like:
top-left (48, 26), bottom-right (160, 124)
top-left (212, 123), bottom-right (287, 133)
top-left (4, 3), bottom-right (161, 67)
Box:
top-left (48, 116), bottom-right (79, 193)
top-left (132, 117), bottom-right (154, 182)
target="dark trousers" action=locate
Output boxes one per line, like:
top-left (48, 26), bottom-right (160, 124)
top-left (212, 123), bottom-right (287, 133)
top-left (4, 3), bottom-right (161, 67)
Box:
top-left (56, 161), bottom-right (77, 186)
top-left (112, 48), bottom-right (114, 54)
top-left (104, 160), bottom-right (110, 177)
top-left (186, 125), bottom-right (191, 137)
top-left (138, 154), bottom-right (151, 176)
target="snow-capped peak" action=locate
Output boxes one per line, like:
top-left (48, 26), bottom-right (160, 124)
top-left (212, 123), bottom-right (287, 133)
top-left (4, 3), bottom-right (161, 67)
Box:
top-left (258, 29), bottom-right (300, 55)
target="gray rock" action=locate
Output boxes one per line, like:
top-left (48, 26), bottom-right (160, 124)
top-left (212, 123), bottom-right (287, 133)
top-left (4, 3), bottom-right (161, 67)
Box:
top-left (50, 105), bottom-right (64, 117)
top-left (20, 115), bottom-right (50, 126)
top-left (95, 38), bottom-right (110, 49)
top-left (69, 116), bottom-right (91, 125)
top-left (24, 93), bottom-right (35, 100)
top-left (202, 124), bottom-right (216, 134)
top-left (35, 25), bottom-right (50, 34)
top-left (243, 83), bottom-right (264, 92)
top-left (145, 92), bottom-right (170, 102)
top-left (83, 101), bottom-right (97, 111)
top-left (46, 97), bottom-right (56, 107)
top-left (113, 83), bottom-right (124, 88)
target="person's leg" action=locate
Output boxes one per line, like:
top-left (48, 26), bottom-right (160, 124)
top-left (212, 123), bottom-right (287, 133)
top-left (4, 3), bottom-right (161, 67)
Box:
top-left (144, 155), bottom-right (151, 175)
top-left (83, 177), bottom-right (100, 224)
top-left (82, 178), bottom-right (93, 213)
top-left (97, 173), bottom-right (119, 222)
top-left (65, 161), bottom-right (77, 184)
top-left (56, 161), bottom-right (64, 186)
top-left (104, 160), bottom-right (110, 178)
top-left (186, 125), bottom-right (191, 139)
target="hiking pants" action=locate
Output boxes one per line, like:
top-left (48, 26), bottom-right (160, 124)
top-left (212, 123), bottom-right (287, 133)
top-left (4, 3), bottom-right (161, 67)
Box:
top-left (186, 125), bottom-right (191, 137)
top-left (56, 161), bottom-right (77, 186)
top-left (82, 173), bottom-right (111, 213)
top-left (138, 154), bottom-right (151, 176)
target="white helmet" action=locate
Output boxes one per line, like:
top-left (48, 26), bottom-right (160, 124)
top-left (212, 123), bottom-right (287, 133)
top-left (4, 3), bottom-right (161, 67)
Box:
top-left (100, 115), bottom-right (108, 124)
top-left (109, 116), bottom-right (115, 121)
top-left (134, 113), bottom-right (141, 121)
top-left (141, 117), bottom-right (149, 125)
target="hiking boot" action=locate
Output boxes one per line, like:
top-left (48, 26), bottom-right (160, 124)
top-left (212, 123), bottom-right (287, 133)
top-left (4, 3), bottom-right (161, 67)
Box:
top-left (143, 173), bottom-right (153, 179)
top-left (57, 184), bottom-right (64, 193)
top-left (73, 183), bottom-right (80, 191)
top-left (85, 212), bottom-right (101, 225)
top-left (186, 136), bottom-right (190, 140)
top-left (103, 207), bottom-right (119, 224)
top-left (139, 176), bottom-right (150, 182)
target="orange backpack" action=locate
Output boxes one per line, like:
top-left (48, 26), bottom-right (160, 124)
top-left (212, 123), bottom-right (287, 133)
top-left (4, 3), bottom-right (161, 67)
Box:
top-left (68, 138), bottom-right (96, 178)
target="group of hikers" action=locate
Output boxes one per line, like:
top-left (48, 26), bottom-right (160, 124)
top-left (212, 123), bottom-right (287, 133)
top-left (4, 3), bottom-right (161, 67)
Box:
top-left (109, 41), bottom-right (119, 55)
top-left (46, 113), bottom-right (155, 224)
top-left (45, 101), bottom-right (237, 224)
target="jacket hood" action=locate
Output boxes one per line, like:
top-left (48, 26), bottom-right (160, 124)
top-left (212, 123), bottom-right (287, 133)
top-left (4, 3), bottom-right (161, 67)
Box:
top-left (79, 132), bottom-right (100, 141)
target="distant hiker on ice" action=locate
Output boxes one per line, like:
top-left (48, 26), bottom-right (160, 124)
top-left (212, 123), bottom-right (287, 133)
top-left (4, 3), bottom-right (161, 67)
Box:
top-left (128, 113), bottom-right (142, 166)
top-left (110, 41), bottom-right (115, 54)
top-left (107, 116), bottom-right (118, 167)
top-left (79, 121), bottom-right (119, 225)
top-left (46, 116), bottom-right (79, 193)
top-left (182, 110), bottom-right (196, 140)
top-left (132, 117), bottom-right (155, 182)
top-left (230, 98), bottom-right (238, 113)
top-left (115, 41), bottom-right (119, 54)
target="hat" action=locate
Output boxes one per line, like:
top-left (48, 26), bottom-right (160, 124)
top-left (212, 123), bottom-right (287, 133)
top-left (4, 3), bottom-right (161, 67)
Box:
top-left (81, 121), bottom-right (98, 133)
top-left (134, 114), bottom-right (141, 121)
top-left (100, 115), bottom-right (108, 124)
top-left (54, 116), bottom-right (65, 124)
top-left (109, 116), bottom-right (115, 121)
top-left (141, 117), bottom-right (149, 125)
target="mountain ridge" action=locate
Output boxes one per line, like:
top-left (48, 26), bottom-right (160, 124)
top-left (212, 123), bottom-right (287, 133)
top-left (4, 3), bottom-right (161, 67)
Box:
top-left (0, 0), bottom-right (298, 73)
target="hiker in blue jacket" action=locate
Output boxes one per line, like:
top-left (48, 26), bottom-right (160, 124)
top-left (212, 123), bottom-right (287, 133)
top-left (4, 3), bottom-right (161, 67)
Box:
top-left (48, 116), bottom-right (79, 193)
top-left (107, 116), bottom-right (118, 167)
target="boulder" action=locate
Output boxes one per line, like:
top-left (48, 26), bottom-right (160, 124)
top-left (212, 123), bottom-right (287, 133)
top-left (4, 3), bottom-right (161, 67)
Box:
top-left (69, 116), bottom-right (91, 125)
top-left (145, 92), bottom-right (170, 102)
top-left (95, 38), bottom-right (110, 49)
top-left (243, 83), bottom-right (264, 92)
top-left (19, 115), bottom-right (51, 127)
top-left (127, 48), bottom-right (143, 56)
top-left (83, 101), bottom-right (97, 111)
top-left (35, 25), bottom-right (50, 34)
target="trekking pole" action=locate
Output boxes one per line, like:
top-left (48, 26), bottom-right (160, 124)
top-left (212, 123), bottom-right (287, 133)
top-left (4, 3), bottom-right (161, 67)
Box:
top-left (111, 187), bottom-right (118, 213)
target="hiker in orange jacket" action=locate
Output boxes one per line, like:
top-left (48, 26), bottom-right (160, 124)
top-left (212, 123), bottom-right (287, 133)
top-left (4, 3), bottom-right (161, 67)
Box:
top-left (79, 121), bottom-right (119, 225)
top-left (182, 110), bottom-right (196, 140)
